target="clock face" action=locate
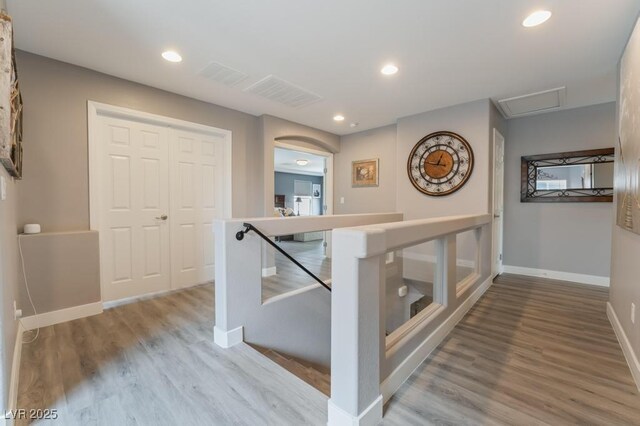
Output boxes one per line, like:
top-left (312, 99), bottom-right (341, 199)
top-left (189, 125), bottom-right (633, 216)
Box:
top-left (407, 131), bottom-right (474, 196)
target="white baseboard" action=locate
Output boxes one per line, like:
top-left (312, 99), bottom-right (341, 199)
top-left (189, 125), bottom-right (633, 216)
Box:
top-left (503, 265), bottom-right (609, 287)
top-left (5, 321), bottom-right (24, 425)
top-left (607, 302), bottom-right (640, 391)
top-left (262, 267), bottom-right (277, 277)
top-left (214, 326), bottom-right (243, 348)
top-left (19, 302), bottom-right (103, 331)
top-left (327, 395), bottom-right (382, 426)
top-left (381, 276), bottom-right (492, 403)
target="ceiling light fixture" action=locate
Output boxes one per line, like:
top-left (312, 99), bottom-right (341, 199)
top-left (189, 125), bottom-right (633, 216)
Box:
top-left (381, 64), bottom-right (398, 75)
top-left (333, 114), bottom-right (345, 122)
top-left (162, 50), bottom-right (182, 63)
top-left (296, 159), bottom-right (309, 166)
top-left (522, 10), bottom-right (552, 27)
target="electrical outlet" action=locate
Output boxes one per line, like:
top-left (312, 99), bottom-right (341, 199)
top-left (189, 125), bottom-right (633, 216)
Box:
top-left (340, 197), bottom-right (345, 204)
top-left (13, 301), bottom-right (22, 320)
top-left (0, 175), bottom-right (6, 201)
top-left (398, 285), bottom-right (408, 297)
top-left (632, 303), bottom-right (636, 325)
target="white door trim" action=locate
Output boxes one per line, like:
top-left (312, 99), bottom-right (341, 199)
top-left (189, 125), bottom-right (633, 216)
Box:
top-left (88, 101), bottom-right (233, 301)
top-left (492, 128), bottom-right (505, 278)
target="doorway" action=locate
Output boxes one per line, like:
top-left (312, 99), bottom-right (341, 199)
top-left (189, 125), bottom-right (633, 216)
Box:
top-left (492, 128), bottom-right (505, 277)
top-left (273, 143), bottom-right (333, 252)
top-left (88, 102), bottom-right (232, 302)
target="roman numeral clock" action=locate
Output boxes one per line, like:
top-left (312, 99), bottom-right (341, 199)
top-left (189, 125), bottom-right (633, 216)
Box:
top-left (407, 131), bottom-right (474, 196)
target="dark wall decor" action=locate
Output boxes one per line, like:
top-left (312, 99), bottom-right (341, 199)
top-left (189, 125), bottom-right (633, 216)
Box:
top-left (520, 148), bottom-right (614, 203)
top-left (407, 131), bottom-right (474, 196)
top-left (0, 13), bottom-right (23, 178)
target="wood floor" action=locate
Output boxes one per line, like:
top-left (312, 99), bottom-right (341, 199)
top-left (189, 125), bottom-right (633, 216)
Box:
top-left (262, 240), bottom-right (331, 301)
top-left (16, 284), bottom-right (326, 426)
top-left (383, 274), bottom-right (640, 425)
top-left (17, 274), bottom-right (640, 425)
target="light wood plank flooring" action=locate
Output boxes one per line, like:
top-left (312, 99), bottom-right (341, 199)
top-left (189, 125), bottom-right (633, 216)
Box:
top-left (383, 274), bottom-right (640, 425)
top-left (17, 284), bottom-right (327, 426)
top-left (17, 274), bottom-right (640, 425)
top-left (262, 240), bottom-right (331, 301)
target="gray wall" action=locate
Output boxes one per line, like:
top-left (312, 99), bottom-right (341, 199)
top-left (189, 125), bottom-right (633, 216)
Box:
top-left (0, 167), bottom-right (18, 413)
top-left (503, 103), bottom-right (616, 278)
top-left (335, 124), bottom-right (397, 214)
top-left (610, 16), bottom-right (640, 380)
top-left (396, 99), bottom-right (492, 220)
top-left (16, 50), bottom-right (263, 231)
top-left (274, 172), bottom-right (324, 215)
top-left (11, 51), bottom-right (267, 319)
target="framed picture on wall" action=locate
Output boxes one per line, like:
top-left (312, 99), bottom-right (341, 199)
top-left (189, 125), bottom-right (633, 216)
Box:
top-left (312, 184), bottom-right (321, 198)
top-left (352, 158), bottom-right (379, 187)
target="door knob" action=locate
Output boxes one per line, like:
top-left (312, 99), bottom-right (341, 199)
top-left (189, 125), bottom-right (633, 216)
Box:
top-left (493, 214), bottom-right (501, 218)
top-left (156, 215), bottom-right (168, 220)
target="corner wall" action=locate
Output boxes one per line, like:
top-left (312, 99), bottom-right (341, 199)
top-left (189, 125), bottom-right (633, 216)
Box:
top-left (610, 15), bottom-right (640, 389)
top-left (0, 167), bottom-right (19, 414)
top-left (503, 103), bottom-right (616, 280)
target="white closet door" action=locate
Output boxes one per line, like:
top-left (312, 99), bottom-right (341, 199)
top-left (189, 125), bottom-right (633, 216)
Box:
top-left (170, 129), bottom-right (222, 288)
top-left (100, 116), bottom-right (171, 301)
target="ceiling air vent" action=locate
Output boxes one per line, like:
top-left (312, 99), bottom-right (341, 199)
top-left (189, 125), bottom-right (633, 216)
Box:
top-left (497, 87), bottom-right (566, 118)
top-left (243, 75), bottom-right (322, 108)
top-left (198, 61), bottom-right (248, 87)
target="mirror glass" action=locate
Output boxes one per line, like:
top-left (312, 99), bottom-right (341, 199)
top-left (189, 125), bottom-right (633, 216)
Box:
top-left (536, 162), bottom-right (614, 190)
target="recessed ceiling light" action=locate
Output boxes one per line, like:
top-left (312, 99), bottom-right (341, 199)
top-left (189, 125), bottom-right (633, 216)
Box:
top-left (333, 114), bottom-right (345, 122)
top-left (162, 50), bottom-right (182, 63)
top-left (381, 64), bottom-right (398, 75)
top-left (296, 159), bottom-right (309, 166)
top-left (522, 10), bottom-right (552, 27)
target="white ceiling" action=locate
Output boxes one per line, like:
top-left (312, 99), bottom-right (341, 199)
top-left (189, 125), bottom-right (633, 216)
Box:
top-left (7, 0), bottom-right (640, 135)
top-left (274, 148), bottom-right (325, 176)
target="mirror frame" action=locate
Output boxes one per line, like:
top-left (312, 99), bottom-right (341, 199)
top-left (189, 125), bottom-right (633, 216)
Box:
top-left (520, 148), bottom-right (614, 203)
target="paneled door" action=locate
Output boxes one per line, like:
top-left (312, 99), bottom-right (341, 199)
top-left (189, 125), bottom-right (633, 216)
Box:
top-left (170, 129), bottom-right (222, 288)
top-left (99, 116), bottom-right (171, 301)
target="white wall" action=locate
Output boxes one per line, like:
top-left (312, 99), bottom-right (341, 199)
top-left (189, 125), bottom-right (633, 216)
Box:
top-left (503, 103), bottom-right (616, 279)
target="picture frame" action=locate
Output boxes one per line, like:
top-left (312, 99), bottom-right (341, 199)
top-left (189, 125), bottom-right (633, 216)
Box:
top-left (352, 158), bottom-right (379, 187)
top-left (0, 14), bottom-right (23, 179)
top-left (312, 183), bottom-right (321, 198)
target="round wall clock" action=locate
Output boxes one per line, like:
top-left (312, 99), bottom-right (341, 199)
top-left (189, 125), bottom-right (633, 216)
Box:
top-left (407, 131), bottom-right (474, 196)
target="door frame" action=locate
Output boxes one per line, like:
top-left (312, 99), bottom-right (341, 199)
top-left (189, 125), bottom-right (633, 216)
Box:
top-left (492, 128), bottom-right (505, 278)
top-left (87, 101), bottom-right (233, 301)
top-left (274, 141), bottom-right (334, 256)
top-left (273, 141), bottom-right (334, 216)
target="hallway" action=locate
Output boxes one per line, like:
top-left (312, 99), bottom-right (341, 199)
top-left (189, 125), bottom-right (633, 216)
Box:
top-left (17, 275), bottom-right (640, 425)
top-left (383, 274), bottom-right (640, 425)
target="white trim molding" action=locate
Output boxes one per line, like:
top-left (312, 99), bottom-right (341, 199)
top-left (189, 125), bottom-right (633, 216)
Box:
top-left (381, 276), bottom-right (493, 402)
top-left (5, 321), bottom-right (24, 425)
top-left (327, 395), bottom-right (383, 426)
top-left (214, 326), bottom-right (244, 348)
top-left (19, 302), bottom-right (103, 331)
top-left (607, 302), bottom-right (640, 391)
top-left (261, 267), bottom-right (277, 277)
top-left (503, 265), bottom-right (609, 287)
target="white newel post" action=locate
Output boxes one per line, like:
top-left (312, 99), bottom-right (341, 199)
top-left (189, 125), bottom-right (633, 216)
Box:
top-left (329, 228), bottom-right (385, 426)
top-left (213, 219), bottom-right (262, 348)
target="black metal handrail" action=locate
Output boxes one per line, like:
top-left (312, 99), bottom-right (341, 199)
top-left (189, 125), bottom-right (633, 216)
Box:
top-left (236, 223), bottom-right (331, 292)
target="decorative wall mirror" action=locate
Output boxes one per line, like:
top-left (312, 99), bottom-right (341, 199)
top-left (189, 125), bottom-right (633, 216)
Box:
top-left (521, 148), bottom-right (614, 203)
